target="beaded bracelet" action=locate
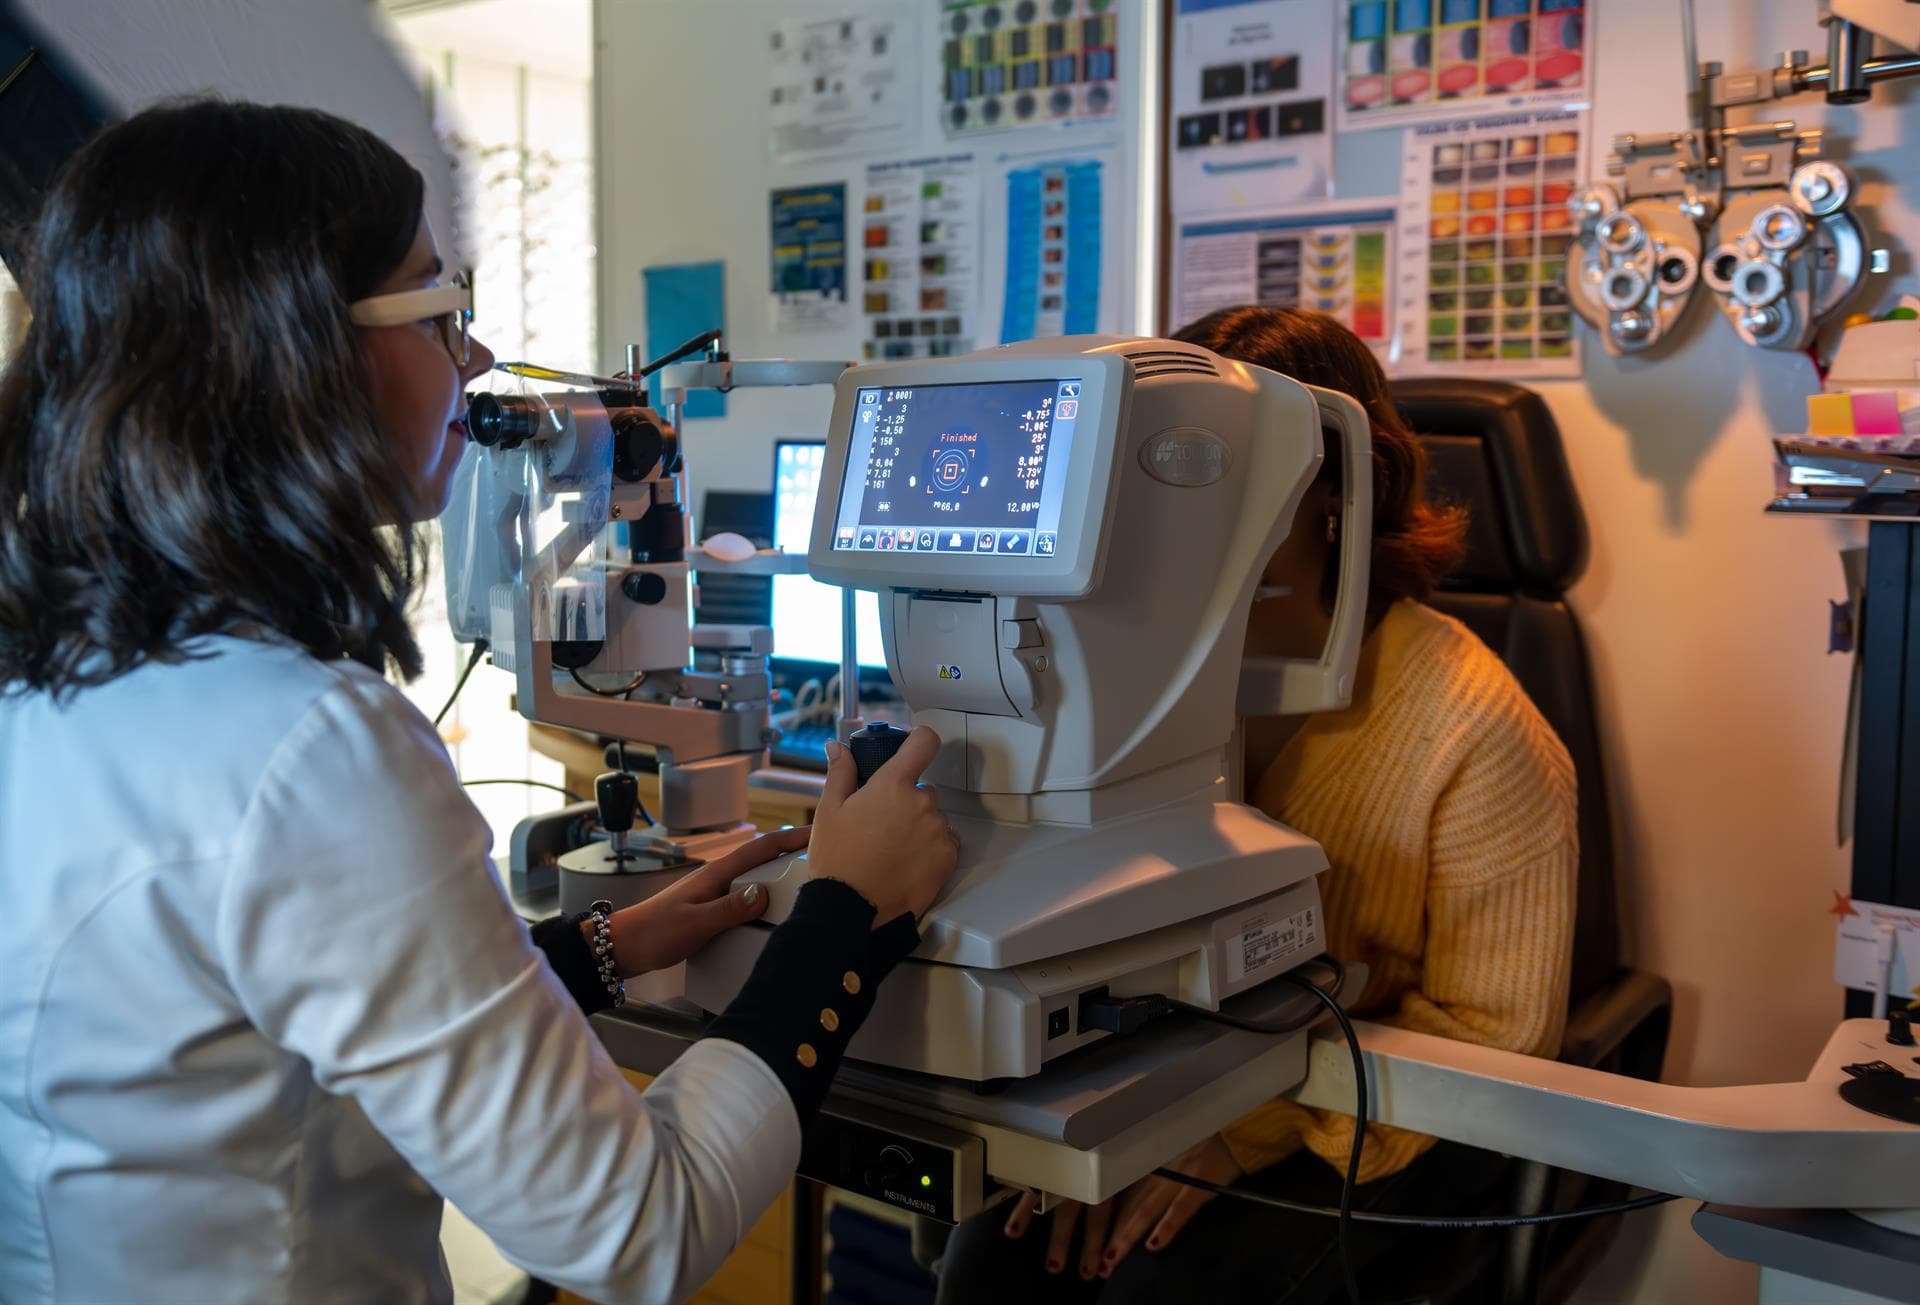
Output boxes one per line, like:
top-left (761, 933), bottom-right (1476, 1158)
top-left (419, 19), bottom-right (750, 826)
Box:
top-left (587, 899), bottom-right (626, 1008)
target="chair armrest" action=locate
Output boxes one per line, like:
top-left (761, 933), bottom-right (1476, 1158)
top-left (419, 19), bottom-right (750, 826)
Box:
top-left (1558, 969), bottom-right (1672, 1072)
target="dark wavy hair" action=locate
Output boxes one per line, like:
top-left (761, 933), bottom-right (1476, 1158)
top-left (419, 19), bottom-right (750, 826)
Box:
top-left (0, 99), bottom-right (430, 697)
top-left (1172, 306), bottom-right (1468, 616)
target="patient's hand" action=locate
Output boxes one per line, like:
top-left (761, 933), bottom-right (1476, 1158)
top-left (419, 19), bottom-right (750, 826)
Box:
top-left (1001, 1134), bottom-right (1243, 1279)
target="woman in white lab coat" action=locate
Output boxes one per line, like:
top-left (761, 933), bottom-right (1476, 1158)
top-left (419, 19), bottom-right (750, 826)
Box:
top-left (0, 99), bottom-right (956, 1305)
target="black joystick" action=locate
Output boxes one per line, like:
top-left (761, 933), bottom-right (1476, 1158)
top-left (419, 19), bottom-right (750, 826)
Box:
top-left (847, 722), bottom-right (911, 788)
top-left (1890, 1010), bottom-right (1915, 1048)
top-left (596, 770), bottom-right (640, 862)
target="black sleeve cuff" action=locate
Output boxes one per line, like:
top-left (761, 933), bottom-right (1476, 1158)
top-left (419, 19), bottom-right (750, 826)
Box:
top-left (530, 912), bottom-right (615, 1015)
top-left (705, 878), bottom-right (923, 1123)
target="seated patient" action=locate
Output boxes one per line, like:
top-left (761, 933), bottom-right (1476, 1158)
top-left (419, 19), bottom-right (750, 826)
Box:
top-left (934, 307), bottom-right (1578, 1304)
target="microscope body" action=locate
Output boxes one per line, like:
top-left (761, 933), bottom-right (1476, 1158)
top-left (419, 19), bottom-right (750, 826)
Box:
top-left (442, 375), bottom-right (777, 914)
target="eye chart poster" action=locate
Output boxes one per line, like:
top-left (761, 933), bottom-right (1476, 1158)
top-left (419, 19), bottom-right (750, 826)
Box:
top-left (1169, 0), bottom-right (1335, 213)
top-left (862, 153), bottom-right (983, 360)
top-left (1392, 109), bottom-right (1584, 376)
top-left (1339, 0), bottom-right (1591, 132)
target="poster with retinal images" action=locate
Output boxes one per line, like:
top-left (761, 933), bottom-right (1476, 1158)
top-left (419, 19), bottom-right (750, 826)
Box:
top-left (1167, 0), bottom-right (1336, 215)
top-left (1337, 0), bottom-right (1591, 133)
top-left (1391, 108), bottom-right (1585, 377)
top-left (938, 0), bottom-right (1121, 135)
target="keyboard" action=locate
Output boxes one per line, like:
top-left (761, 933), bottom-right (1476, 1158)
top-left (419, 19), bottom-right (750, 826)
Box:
top-left (768, 720), bottom-right (838, 772)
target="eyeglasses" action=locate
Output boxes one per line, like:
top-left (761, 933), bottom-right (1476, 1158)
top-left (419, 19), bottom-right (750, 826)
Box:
top-left (347, 272), bottom-right (473, 367)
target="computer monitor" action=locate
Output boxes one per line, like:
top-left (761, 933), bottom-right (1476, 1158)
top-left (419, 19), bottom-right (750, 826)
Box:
top-left (771, 440), bottom-right (888, 672)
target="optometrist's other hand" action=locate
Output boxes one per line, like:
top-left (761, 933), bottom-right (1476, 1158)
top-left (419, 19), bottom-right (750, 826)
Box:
top-left (602, 826), bottom-right (808, 975)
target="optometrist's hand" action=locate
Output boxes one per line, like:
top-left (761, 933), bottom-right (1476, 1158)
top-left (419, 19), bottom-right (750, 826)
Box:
top-left (804, 725), bottom-right (958, 926)
top-left (602, 827), bottom-right (809, 976)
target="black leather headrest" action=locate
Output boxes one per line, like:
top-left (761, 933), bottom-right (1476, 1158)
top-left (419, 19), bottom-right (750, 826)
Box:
top-left (1389, 377), bottom-right (1587, 593)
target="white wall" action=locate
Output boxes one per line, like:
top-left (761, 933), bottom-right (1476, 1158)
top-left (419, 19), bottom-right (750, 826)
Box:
top-left (587, 4), bottom-right (1907, 1301)
top-left (19, 0), bottom-right (456, 260)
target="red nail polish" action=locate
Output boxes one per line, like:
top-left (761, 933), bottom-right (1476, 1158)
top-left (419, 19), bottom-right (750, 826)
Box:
top-left (1147, 1238), bottom-right (1161, 1251)
top-left (1103, 1248), bottom-right (1117, 1263)
top-left (1046, 1259), bottom-right (1061, 1274)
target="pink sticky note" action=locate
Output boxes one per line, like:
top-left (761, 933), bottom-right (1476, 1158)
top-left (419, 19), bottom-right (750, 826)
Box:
top-left (1853, 391), bottom-right (1903, 436)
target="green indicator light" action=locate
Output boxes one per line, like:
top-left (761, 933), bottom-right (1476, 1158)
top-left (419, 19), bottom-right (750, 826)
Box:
top-left (921, 1175), bottom-right (932, 1188)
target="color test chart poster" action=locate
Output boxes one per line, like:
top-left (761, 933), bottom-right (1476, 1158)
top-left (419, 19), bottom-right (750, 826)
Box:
top-left (1392, 109), bottom-right (1584, 376)
top-left (1173, 203), bottom-right (1395, 356)
top-left (1339, 0), bottom-right (1591, 131)
top-left (861, 153), bottom-right (983, 359)
top-left (939, 0), bottom-right (1121, 134)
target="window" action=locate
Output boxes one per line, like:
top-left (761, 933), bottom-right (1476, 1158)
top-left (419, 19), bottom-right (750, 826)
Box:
top-left (385, 0), bottom-right (597, 857)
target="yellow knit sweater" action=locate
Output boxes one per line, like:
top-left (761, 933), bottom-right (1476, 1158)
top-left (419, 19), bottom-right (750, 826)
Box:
top-left (1219, 599), bottom-right (1577, 1185)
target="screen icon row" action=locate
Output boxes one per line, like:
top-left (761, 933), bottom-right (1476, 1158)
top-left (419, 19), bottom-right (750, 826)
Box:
top-left (832, 525), bottom-right (1059, 556)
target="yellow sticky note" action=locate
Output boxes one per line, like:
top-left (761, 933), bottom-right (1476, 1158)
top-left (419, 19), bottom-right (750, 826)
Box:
top-left (1808, 392), bottom-right (1856, 435)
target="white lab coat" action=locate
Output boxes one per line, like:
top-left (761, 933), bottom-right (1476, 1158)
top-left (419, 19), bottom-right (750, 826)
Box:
top-left (0, 637), bottom-right (798, 1304)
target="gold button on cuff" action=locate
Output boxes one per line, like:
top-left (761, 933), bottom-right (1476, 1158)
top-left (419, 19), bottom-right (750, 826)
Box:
top-left (796, 1043), bottom-right (818, 1069)
top-left (842, 971), bottom-right (862, 995)
top-left (820, 1008), bottom-right (841, 1032)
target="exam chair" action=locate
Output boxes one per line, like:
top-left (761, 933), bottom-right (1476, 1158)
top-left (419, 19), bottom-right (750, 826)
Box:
top-left (1364, 379), bottom-right (1674, 1305)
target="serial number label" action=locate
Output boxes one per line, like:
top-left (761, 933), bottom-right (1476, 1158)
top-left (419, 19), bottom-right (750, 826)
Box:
top-left (1229, 907), bottom-right (1317, 984)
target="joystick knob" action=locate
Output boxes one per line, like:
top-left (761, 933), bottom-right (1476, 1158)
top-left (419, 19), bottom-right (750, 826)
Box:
top-left (1890, 1010), bottom-right (1915, 1048)
top-left (596, 770), bottom-right (639, 859)
top-left (847, 722), bottom-right (911, 787)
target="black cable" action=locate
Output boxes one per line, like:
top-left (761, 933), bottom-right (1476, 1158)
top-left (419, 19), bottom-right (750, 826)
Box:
top-left (1090, 966), bottom-right (1682, 1272)
top-left (567, 666), bottom-right (648, 697)
top-left (1152, 968), bottom-right (1360, 1302)
top-left (1145, 1170), bottom-right (1679, 1229)
top-left (433, 640), bottom-right (488, 729)
top-left (461, 778), bottom-right (587, 804)
top-left (1277, 971), bottom-right (1366, 1305)
top-left (1163, 962), bottom-right (1680, 1252)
